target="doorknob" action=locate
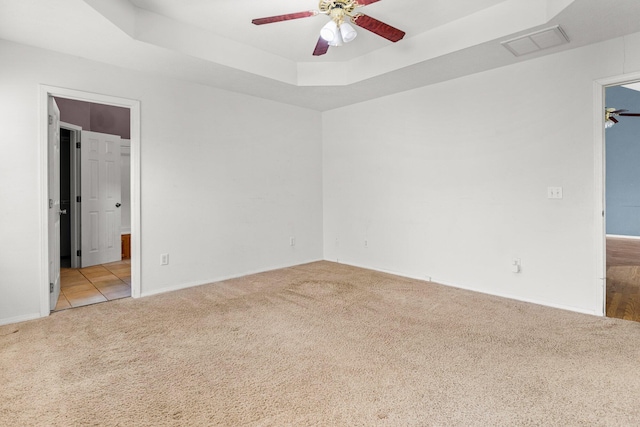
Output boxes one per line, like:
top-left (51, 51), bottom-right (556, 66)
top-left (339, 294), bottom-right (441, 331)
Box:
top-left (115, 203), bottom-right (121, 208)
top-left (59, 209), bottom-right (67, 215)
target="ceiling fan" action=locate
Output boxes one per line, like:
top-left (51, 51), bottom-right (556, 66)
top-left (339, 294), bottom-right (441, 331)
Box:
top-left (605, 108), bottom-right (640, 128)
top-left (251, 0), bottom-right (406, 56)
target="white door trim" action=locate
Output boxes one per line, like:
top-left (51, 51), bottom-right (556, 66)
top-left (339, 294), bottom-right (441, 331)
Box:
top-left (39, 85), bottom-right (142, 317)
top-left (593, 71), bottom-right (640, 317)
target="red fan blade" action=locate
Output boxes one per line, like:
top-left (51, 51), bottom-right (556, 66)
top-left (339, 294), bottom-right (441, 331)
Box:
top-left (252, 11), bottom-right (316, 25)
top-left (356, 0), bottom-right (382, 5)
top-left (617, 113), bottom-right (640, 116)
top-left (313, 37), bottom-right (330, 56)
top-left (351, 14), bottom-right (405, 42)
top-left (610, 117), bottom-right (619, 124)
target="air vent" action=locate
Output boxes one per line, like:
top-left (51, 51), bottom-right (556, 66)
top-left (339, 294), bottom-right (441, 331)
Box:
top-left (501, 25), bottom-right (570, 57)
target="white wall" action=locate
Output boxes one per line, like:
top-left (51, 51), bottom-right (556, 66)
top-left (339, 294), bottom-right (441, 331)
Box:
top-left (5, 31), bottom-right (640, 325)
top-left (0, 39), bottom-right (323, 325)
top-left (323, 34), bottom-right (640, 315)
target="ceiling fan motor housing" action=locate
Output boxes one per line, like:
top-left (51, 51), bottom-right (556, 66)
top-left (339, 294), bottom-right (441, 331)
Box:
top-left (320, 0), bottom-right (357, 24)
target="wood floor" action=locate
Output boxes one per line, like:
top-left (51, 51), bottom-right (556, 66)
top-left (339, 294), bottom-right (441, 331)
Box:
top-left (54, 260), bottom-right (131, 311)
top-left (606, 236), bottom-right (640, 322)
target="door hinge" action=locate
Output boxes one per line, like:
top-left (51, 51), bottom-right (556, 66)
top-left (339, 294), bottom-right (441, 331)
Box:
top-left (50, 283), bottom-right (54, 293)
top-left (48, 115), bottom-right (53, 125)
top-left (76, 196), bottom-right (81, 203)
top-left (77, 250), bottom-right (82, 257)
top-left (76, 142), bottom-right (81, 149)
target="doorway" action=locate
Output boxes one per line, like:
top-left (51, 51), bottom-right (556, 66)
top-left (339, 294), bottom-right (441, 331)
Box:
top-left (40, 85), bottom-right (141, 318)
top-left (604, 82), bottom-right (640, 321)
top-left (56, 101), bottom-right (130, 270)
top-left (55, 116), bottom-right (132, 310)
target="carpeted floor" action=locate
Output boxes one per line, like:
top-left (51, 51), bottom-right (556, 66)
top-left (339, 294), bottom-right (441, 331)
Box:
top-left (2, 261), bottom-right (640, 426)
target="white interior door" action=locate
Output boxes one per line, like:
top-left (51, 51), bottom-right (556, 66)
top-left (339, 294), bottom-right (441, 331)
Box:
top-left (81, 130), bottom-right (122, 267)
top-left (48, 97), bottom-right (61, 310)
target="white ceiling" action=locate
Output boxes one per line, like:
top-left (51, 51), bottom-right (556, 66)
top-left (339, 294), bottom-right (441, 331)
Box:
top-left (624, 83), bottom-right (640, 93)
top-left (2, 0), bottom-right (640, 111)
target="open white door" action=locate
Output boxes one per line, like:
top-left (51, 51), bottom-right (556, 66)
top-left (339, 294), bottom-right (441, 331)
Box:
top-left (81, 130), bottom-right (122, 267)
top-left (48, 97), bottom-right (61, 310)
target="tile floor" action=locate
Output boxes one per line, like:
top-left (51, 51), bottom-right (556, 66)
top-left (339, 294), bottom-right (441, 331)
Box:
top-left (54, 260), bottom-right (131, 311)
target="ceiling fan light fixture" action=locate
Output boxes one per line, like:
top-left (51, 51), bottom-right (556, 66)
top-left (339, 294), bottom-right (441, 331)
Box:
top-left (329, 29), bottom-right (344, 46)
top-left (605, 119), bottom-right (616, 129)
top-left (340, 22), bottom-right (357, 43)
top-left (320, 20), bottom-right (338, 41)
top-left (252, 0), bottom-right (406, 56)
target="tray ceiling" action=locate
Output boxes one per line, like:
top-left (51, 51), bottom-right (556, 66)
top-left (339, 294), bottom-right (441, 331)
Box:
top-left (1, 0), bottom-right (640, 110)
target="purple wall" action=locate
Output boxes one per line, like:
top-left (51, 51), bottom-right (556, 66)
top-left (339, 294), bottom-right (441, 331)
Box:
top-left (54, 97), bottom-right (90, 130)
top-left (54, 97), bottom-right (130, 139)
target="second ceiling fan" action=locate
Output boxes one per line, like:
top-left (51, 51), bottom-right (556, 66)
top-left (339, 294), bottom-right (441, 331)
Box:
top-left (605, 108), bottom-right (640, 128)
top-left (252, 0), bottom-right (406, 56)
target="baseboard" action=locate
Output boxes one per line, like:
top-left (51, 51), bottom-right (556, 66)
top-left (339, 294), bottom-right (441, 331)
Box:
top-left (328, 259), bottom-right (600, 317)
top-left (606, 234), bottom-right (640, 240)
top-left (140, 258), bottom-right (325, 298)
top-left (434, 278), bottom-right (599, 316)
top-left (0, 312), bottom-right (42, 326)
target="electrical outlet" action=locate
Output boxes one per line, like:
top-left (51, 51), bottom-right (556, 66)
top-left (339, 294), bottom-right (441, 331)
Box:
top-left (547, 187), bottom-right (563, 199)
top-left (364, 239), bottom-right (368, 247)
top-left (161, 253), bottom-right (169, 265)
top-left (512, 258), bottom-right (521, 273)
top-left (290, 237), bottom-right (295, 246)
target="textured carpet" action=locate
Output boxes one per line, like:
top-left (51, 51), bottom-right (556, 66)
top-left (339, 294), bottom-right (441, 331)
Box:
top-left (2, 261), bottom-right (640, 426)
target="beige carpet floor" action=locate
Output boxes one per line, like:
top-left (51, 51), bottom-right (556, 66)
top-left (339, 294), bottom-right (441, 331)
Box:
top-left (2, 261), bottom-right (640, 426)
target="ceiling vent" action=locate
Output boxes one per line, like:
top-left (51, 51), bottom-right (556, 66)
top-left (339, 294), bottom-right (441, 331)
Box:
top-left (501, 25), bottom-right (570, 57)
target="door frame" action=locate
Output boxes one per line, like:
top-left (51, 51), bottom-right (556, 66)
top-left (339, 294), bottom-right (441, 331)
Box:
top-left (39, 85), bottom-right (141, 316)
top-left (594, 71), bottom-right (640, 317)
